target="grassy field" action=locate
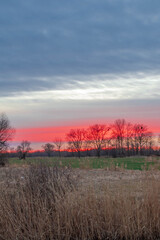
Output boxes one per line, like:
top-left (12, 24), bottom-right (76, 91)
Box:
top-left (9, 156), bottom-right (160, 170)
top-left (0, 164), bottom-right (160, 240)
top-left (1, 156), bottom-right (159, 239)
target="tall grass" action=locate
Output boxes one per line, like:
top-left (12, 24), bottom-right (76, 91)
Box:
top-left (0, 164), bottom-right (160, 240)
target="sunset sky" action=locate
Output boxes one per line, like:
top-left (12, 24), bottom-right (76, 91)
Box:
top-left (0, 0), bottom-right (160, 149)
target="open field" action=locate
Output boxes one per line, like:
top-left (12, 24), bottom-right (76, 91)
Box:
top-left (0, 163), bottom-right (160, 240)
top-left (9, 156), bottom-right (160, 170)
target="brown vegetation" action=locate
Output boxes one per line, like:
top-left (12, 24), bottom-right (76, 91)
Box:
top-left (0, 164), bottom-right (160, 240)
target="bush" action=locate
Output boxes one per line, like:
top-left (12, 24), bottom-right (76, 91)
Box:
top-left (23, 164), bottom-right (77, 202)
top-left (0, 164), bottom-right (77, 239)
top-left (0, 153), bottom-right (8, 166)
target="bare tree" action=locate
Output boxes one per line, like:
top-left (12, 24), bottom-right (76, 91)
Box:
top-left (83, 139), bottom-right (92, 156)
top-left (0, 113), bottom-right (15, 166)
top-left (66, 128), bottom-right (85, 158)
top-left (67, 142), bottom-right (75, 157)
top-left (42, 143), bottom-right (54, 157)
top-left (111, 119), bottom-right (126, 156)
top-left (133, 124), bottom-right (148, 155)
top-left (158, 135), bottom-right (160, 151)
top-left (17, 140), bottom-right (32, 160)
top-left (0, 113), bottom-right (15, 152)
top-left (53, 138), bottom-right (63, 157)
top-left (143, 132), bottom-right (154, 154)
top-left (87, 124), bottom-right (110, 157)
top-left (125, 122), bottom-right (133, 156)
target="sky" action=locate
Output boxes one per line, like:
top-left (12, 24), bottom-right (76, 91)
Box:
top-left (0, 0), bottom-right (160, 149)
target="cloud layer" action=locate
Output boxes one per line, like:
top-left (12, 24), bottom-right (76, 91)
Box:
top-left (0, 0), bottom-right (160, 147)
top-left (1, 0), bottom-right (160, 95)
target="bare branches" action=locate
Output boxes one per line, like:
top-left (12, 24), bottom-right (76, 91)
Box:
top-left (17, 140), bottom-right (32, 159)
top-left (66, 129), bottom-right (85, 158)
top-left (42, 143), bottom-right (54, 157)
top-left (65, 120), bottom-right (155, 157)
top-left (87, 124), bottom-right (110, 157)
top-left (53, 138), bottom-right (63, 157)
top-left (0, 113), bottom-right (15, 152)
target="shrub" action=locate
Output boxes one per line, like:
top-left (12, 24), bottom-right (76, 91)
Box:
top-left (0, 153), bottom-right (8, 167)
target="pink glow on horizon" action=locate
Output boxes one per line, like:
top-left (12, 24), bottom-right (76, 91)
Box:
top-left (14, 125), bottom-right (88, 142)
top-left (14, 120), bottom-right (160, 144)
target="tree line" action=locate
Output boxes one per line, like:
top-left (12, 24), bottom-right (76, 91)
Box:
top-left (15, 119), bottom-right (158, 159)
top-left (0, 113), bottom-right (160, 165)
top-left (66, 119), bottom-right (156, 158)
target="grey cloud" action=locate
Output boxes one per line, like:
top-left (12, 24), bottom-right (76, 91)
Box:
top-left (4, 97), bottom-right (160, 128)
top-left (1, 0), bottom-right (160, 95)
top-left (0, 70), bottom-right (160, 99)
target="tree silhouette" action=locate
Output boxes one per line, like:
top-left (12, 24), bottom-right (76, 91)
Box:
top-left (66, 128), bottom-right (85, 158)
top-left (0, 113), bottom-right (15, 152)
top-left (0, 113), bottom-right (15, 166)
top-left (53, 138), bottom-right (63, 157)
top-left (111, 119), bottom-right (126, 156)
top-left (42, 143), bottom-right (54, 157)
top-left (87, 124), bottom-right (110, 157)
top-left (17, 140), bottom-right (31, 160)
top-left (133, 124), bottom-right (148, 155)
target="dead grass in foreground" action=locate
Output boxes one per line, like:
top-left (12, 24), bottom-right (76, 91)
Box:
top-left (0, 164), bottom-right (160, 240)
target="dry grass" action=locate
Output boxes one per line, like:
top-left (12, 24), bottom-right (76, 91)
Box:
top-left (0, 164), bottom-right (160, 240)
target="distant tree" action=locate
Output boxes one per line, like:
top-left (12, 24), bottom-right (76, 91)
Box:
top-left (17, 140), bottom-right (32, 160)
top-left (158, 135), bottom-right (160, 148)
top-left (67, 142), bottom-right (75, 157)
top-left (0, 113), bottom-right (15, 152)
top-left (133, 124), bottom-right (148, 155)
top-left (42, 143), bottom-right (54, 157)
top-left (83, 139), bottom-right (92, 156)
top-left (87, 124), bottom-right (110, 157)
top-left (53, 138), bottom-right (63, 157)
top-left (125, 122), bottom-right (134, 156)
top-left (66, 128), bottom-right (85, 158)
top-left (105, 138), bottom-right (112, 157)
top-left (0, 113), bottom-right (15, 166)
top-left (111, 119), bottom-right (126, 156)
top-left (143, 132), bottom-right (154, 154)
